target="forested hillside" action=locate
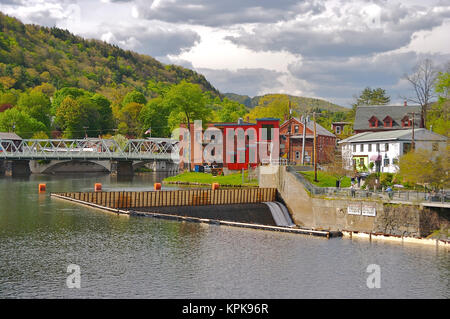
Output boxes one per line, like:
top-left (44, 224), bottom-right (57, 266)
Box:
top-left (224, 93), bottom-right (347, 112)
top-left (0, 12), bottom-right (218, 95)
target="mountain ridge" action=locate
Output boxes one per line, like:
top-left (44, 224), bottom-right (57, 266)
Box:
top-left (0, 12), bottom-right (219, 96)
top-left (224, 93), bottom-right (348, 113)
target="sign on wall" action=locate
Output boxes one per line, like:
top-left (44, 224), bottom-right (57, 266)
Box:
top-left (362, 205), bottom-right (376, 217)
top-left (347, 205), bottom-right (361, 215)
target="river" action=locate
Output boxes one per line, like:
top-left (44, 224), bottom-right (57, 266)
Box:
top-left (0, 173), bottom-right (448, 298)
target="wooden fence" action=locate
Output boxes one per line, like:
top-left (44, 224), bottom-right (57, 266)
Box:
top-left (52, 188), bottom-right (277, 209)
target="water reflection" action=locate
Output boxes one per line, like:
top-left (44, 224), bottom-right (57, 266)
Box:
top-left (0, 172), bottom-right (448, 298)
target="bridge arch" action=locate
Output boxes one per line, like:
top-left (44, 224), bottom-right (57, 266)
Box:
top-left (31, 160), bottom-right (111, 174)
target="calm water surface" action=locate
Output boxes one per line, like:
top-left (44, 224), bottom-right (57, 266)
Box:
top-left (0, 173), bottom-right (448, 298)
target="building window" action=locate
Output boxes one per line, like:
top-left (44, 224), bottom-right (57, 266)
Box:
top-left (383, 116), bottom-right (393, 128)
top-left (384, 158), bottom-right (389, 167)
top-left (262, 124), bottom-right (273, 140)
top-left (385, 143), bottom-right (389, 151)
top-left (294, 125), bottom-right (299, 133)
top-left (403, 143), bottom-right (412, 154)
top-left (402, 116), bottom-right (412, 127)
top-left (376, 143), bottom-right (380, 152)
top-left (336, 126), bottom-right (341, 134)
top-left (369, 116), bottom-right (379, 128)
top-left (295, 151), bottom-right (300, 159)
top-left (392, 158), bottom-right (398, 165)
top-left (432, 143), bottom-right (439, 151)
top-left (360, 144), bottom-right (364, 152)
top-left (368, 144), bottom-right (372, 152)
top-left (353, 144), bottom-right (356, 152)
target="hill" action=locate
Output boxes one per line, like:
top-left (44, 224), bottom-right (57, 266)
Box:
top-left (0, 12), bottom-right (219, 95)
top-left (224, 93), bottom-right (348, 113)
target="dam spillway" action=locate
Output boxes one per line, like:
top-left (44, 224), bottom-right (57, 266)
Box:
top-left (51, 188), bottom-right (337, 237)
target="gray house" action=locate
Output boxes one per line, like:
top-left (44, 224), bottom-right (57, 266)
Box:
top-left (354, 104), bottom-right (423, 134)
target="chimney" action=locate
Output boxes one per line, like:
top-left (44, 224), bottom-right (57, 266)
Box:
top-left (404, 100), bottom-right (407, 106)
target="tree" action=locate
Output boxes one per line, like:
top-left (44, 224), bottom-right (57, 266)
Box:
top-left (91, 93), bottom-right (114, 134)
top-left (139, 97), bottom-right (170, 137)
top-left (325, 150), bottom-right (352, 186)
top-left (118, 102), bottom-right (144, 137)
top-left (398, 148), bottom-right (449, 189)
top-left (427, 70), bottom-right (449, 136)
top-left (30, 82), bottom-right (55, 97)
top-left (246, 94), bottom-right (293, 122)
top-left (122, 90), bottom-right (147, 107)
top-left (350, 87), bottom-right (390, 118)
top-left (404, 59), bottom-right (439, 128)
top-left (0, 108), bottom-right (46, 138)
top-left (217, 98), bottom-right (248, 122)
top-left (54, 96), bottom-right (88, 138)
top-left (51, 87), bottom-right (88, 115)
top-left (17, 91), bottom-right (51, 128)
top-left (0, 90), bottom-right (19, 108)
top-left (164, 80), bottom-right (211, 131)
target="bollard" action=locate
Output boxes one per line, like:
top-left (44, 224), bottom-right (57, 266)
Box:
top-left (212, 183), bottom-right (219, 190)
top-left (94, 183), bottom-right (102, 192)
top-left (38, 183), bottom-right (46, 193)
top-left (154, 183), bottom-right (161, 190)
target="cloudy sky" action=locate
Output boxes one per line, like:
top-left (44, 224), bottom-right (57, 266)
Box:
top-left (1, 0), bottom-right (450, 107)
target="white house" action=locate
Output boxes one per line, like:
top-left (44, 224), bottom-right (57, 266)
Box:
top-left (338, 129), bottom-right (447, 173)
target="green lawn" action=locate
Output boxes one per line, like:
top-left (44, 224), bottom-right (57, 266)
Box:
top-left (300, 171), bottom-right (351, 188)
top-left (163, 171), bottom-right (258, 187)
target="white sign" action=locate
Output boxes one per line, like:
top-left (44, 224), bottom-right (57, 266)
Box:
top-left (362, 205), bottom-right (376, 217)
top-left (347, 205), bottom-right (361, 215)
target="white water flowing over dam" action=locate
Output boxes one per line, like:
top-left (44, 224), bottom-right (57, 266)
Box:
top-left (264, 202), bottom-right (295, 227)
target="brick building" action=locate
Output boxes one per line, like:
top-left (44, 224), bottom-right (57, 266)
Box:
top-left (179, 118), bottom-right (280, 171)
top-left (280, 117), bottom-right (336, 165)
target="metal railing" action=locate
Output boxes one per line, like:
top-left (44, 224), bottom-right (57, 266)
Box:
top-left (287, 166), bottom-right (449, 203)
top-left (0, 138), bottom-right (179, 161)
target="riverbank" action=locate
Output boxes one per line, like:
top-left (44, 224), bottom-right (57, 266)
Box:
top-left (163, 171), bottom-right (258, 187)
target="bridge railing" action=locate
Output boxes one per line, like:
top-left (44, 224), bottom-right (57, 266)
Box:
top-left (0, 138), bottom-right (179, 161)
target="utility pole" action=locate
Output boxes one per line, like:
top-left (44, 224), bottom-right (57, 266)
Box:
top-left (412, 112), bottom-right (415, 150)
top-left (287, 100), bottom-right (292, 165)
top-left (313, 112), bottom-right (318, 182)
top-left (301, 115), bottom-right (307, 165)
top-left (407, 112), bottom-right (416, 150)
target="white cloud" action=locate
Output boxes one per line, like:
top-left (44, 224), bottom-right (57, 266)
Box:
top-left (1, 0), bottom-right (449, 106)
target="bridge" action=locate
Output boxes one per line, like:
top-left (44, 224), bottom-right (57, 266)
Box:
top-left (0, 138), bottom-right (179, 176)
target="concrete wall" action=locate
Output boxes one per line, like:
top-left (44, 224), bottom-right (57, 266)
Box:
top-left (259, 165), bottom-right (448, 237)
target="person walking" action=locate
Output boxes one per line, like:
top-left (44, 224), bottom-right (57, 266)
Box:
top-left (386, 186), bottom-right (393, 199)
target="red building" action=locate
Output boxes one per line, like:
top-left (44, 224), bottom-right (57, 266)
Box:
top-left (279, 117), bottom-right (336, 165)
top-left (179, 118), bottom-right (280, 171)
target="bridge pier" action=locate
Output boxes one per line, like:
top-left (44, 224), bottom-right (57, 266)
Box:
top-left (3, 160), bottom-right (31, 176)
top-left (111, 160), bottom-right (134, 176)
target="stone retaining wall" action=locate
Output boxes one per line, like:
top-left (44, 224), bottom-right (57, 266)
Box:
top-left (259, 165), bottom-right (449, 237)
